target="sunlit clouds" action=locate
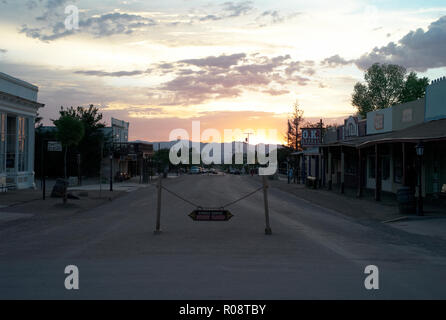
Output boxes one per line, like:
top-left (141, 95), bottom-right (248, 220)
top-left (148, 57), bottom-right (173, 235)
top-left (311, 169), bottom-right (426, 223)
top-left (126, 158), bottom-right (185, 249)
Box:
top-left (1, 0), bottom-right (446, 143)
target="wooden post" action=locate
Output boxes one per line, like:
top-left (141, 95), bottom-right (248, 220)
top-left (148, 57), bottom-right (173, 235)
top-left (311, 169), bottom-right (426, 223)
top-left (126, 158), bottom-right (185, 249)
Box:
top-left (402, 142), bottom-right (406, 186)
top-left (154, 174), bottom-right (162, 234)
top-left (328, 148), bottom-right (332, 190)
top-left (318, 154), bottom-right (322, 188)
top-left (357, 148), bottom-right (362, 198)
top-left (262, 176), bottom-right (272, 235)
top-left (375, 144), bottom-right (381, 201)
top-left (340, 146), bottom-right (345, 194)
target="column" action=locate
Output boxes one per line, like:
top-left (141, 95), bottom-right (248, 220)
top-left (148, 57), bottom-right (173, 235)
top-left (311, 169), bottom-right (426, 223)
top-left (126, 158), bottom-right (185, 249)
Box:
top-left (340, 147), bottom-right (345, 194)
top-left (357, 148), bottom-right (362, 198)
top-left (375, 144), bottom-right (381, 201)
top-left (328, 148), bottom-right (332, 190)
top-left (28, 117), bottom-right (35, 186)
top-left (14, 117), bottom-right (19, 180)
top-left (402, 142), bottom-right (406, 186)
top-left (318, 153), bottom-right (322, 188)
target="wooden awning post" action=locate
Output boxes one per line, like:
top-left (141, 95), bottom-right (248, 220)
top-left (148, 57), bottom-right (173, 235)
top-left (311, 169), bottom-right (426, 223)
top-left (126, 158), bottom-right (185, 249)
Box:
top-left (402, 142), bottom-right (407, 186)
top-left (340, 146), bottom-right (345, 194)
top-left (357, 148), bottom-right (362, 198)
top-left (375, 144), bottom-right (381, 201)
top-left (328, 148), bottom-right (332, 190)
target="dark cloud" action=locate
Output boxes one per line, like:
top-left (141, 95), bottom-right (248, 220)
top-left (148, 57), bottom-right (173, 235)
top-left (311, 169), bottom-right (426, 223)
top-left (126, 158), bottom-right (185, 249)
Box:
top-left (195, 1), bottom-right (254, 23)
top-left (321, 55), bottom-right (354, 68)
top-left (158, 53), bottom-right (314, 105)
top-left (180, 53), bottom-right (247, 68)
top-left (68, 52), bottom-right (315, 106)
top-left (20, 10), bottom-right (157, 41)
top-left (74, 69), bottom-right (151, 77)
top-left (256, 10), bottom-right (301, 27)
top-left (355, 15), bottom-right (446, 71)
top-left (0, 48), bottom-right (7, 53)
top-left (199, 14), bottom-right (221, 22)
top-left (222, 1), bottom-right (254, 17)
top-left (80, 13), bottom-right (157, 37)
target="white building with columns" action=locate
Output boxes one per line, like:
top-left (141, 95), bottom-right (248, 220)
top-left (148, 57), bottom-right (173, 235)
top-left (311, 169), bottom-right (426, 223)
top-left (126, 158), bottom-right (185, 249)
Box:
top-left (0, 72), bottom-right (44, 190)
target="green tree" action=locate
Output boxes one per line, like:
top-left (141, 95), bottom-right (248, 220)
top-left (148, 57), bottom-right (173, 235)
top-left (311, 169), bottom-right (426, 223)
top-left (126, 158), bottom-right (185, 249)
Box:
top-left (153, 148), bottom-right (173, 173)
top-left (58, 105), bottom-right (106, 176)
top-left (352, 63), bottom-right (429, 118)
top-left (399, 72), bottom-right (430, 104)
top-left (53, 115), bottom-right (85, 180)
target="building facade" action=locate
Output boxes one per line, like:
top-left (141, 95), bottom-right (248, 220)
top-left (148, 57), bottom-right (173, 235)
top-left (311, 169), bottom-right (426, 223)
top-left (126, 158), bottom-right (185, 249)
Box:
top-left (311, 77), bottom-right (446, 204)
top-left (0, 72), bottom-right (44, 190)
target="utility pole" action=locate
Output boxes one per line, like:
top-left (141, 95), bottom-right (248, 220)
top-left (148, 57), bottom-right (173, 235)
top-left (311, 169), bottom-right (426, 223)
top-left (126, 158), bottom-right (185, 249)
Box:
top-left (244, 132), bottom-right (254, 145)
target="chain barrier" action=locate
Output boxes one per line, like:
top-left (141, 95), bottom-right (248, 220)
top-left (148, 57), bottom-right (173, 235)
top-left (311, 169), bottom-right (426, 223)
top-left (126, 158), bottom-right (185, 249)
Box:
top-left (160, 185), bottom-right (201, 208)
top-left (156, 183), bottom-right (263, 210)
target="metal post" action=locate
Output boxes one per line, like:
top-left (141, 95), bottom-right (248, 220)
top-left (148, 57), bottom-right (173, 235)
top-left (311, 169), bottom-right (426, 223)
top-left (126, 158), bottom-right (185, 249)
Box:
top-left (262, 175), bottom-right (272, 235)
top-left (154, 174), bottom-right (163, 234)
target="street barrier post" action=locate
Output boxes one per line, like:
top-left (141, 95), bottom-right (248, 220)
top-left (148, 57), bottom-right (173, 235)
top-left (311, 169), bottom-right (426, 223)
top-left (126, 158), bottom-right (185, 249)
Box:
top-left (262, 176), bottom-right (272, 235)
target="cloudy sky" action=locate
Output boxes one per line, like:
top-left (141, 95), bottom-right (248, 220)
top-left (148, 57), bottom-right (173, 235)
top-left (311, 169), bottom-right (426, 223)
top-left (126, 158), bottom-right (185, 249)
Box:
top-left (1, 0), bottom-right (446, 143)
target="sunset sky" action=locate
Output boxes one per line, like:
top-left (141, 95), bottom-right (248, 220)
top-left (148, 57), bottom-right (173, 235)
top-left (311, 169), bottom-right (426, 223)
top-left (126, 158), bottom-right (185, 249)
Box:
top-left (1, 0), bottom-right (445, 144)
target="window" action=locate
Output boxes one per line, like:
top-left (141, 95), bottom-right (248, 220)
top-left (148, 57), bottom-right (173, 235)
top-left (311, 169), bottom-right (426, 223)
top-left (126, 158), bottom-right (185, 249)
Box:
top-left (348, 123), bottom-right (356, 136)
top-left (17, 117), bottom-right (28, 172)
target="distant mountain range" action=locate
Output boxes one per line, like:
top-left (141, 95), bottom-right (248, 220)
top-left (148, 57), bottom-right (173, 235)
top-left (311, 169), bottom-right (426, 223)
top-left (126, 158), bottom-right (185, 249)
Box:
top-left (130, 140), bottom-right (284, 153)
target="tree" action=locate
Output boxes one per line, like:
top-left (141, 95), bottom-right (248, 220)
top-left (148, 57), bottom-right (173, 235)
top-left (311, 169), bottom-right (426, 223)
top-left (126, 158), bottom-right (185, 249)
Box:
top-left (352, 63), bottom-right (429, 118)
top-left (286, 100), bottom-right (304, 151)
top-left (53, 115), bottom-right (85, 180)
top-left (58, 105), bottom-right (106, 176)
top-left (399, 72), bottom-right (430, 104)
top-left (35, 112), bottom-right (43, 128)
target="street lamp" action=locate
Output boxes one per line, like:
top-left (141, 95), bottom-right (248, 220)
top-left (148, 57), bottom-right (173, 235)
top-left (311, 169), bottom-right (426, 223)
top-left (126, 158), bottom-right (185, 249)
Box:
top-left (415, 142), bottom-right (424, 157)
top-left (287, 156), bottom-right (291, 184)
top-left (415, 142), bottom-right (424, 216)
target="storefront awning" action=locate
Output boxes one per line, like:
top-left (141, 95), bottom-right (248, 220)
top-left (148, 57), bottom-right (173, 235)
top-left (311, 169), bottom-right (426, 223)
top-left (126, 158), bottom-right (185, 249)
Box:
top-left (322, 118), bottom-right (446, 149)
